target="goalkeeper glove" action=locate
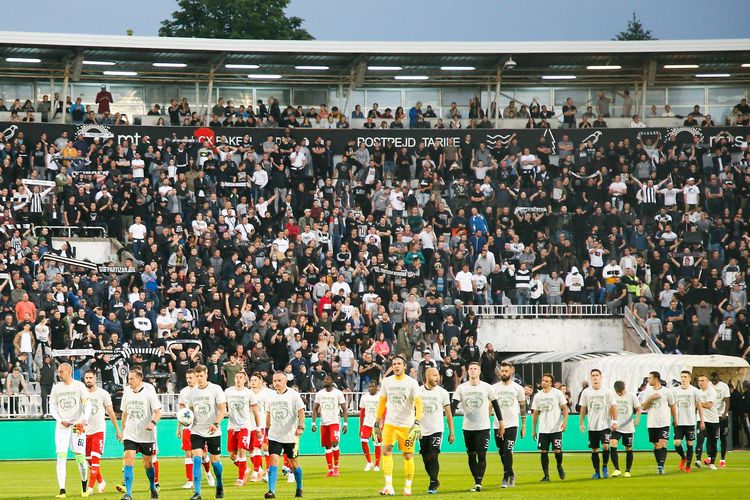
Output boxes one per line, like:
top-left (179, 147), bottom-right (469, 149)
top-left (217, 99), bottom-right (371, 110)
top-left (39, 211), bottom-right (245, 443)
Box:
top-left (405, 420), bottom-right (421, 448)
top-left (73, 423), bottom-right (85, 434)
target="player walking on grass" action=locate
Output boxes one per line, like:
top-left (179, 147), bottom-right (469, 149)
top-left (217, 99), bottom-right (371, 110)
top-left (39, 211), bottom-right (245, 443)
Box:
top-left (695, 372), bottom-right (731, 468)
top-left (177, 369), bottom-right (214, 489)
top-left (312, 375), bottom-right (348, 477)
top-left (531, 373), bottom-right (568, 482)
top-left (83, 369), bottom-right (122, 495)
top-left (50, 362), bottom-right (92, 498)
top-left (188, 364), bottom-right (227, 500)
top-left (452, 362), bottom-right (504, 492)
top-left (250, 373), bottom-right (274, 481)
top-left (609, 380), bottom-right (641, 477)
top-left (578, 368), bottom-right (618, 479)
top-left (225, 371), bottom-right (263, 485)
top-left (492, 362), bottom-right (526, 489)
top-left (672, 370), bottom-right (704, 473)
top-left (119, 367), bottom-right (161, 500)
top-left (374, 355), bottom-right (423, 496)
top-left (358, 380), bottom-right (382, 472)
top-left (640, 371), bottom-right (676, 475)
top-left (696, 375), bottom-right (720, 470)
top-left (418, 367), bottom-right (455, 494)
top-left (265, 371), bottom-right (306, 498)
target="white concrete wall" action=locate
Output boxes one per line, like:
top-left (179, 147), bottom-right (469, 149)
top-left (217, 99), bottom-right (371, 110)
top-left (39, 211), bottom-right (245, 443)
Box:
top-left (51, 238), bottom-right (113, 264)
top-left (477, 318), bottom-right (624, 352)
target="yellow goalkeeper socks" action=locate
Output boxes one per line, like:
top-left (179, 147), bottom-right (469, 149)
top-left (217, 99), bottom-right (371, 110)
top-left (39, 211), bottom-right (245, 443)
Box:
top-left (383, 454), bottom-right (394, 477)
top-left (404, 456), bottom-right (414, 480)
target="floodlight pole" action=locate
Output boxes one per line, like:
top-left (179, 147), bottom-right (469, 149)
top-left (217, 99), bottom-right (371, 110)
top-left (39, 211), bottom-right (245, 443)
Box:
top-left (205, 65), bottom-right (215, 123)
top-left (493, 69), bottom-right (502, 128)
top-left (60, 63), bottom-right (70, 124)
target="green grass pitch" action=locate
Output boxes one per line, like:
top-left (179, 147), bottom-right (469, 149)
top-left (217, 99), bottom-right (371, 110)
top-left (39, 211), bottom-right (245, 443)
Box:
top-left (2, 451), bottom-right (748, 499)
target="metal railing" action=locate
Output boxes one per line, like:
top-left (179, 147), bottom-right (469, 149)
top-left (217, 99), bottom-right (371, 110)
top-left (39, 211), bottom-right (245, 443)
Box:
top-left (463, 303), bottom-right (620, 318)
top-left (33, 225), bottom-right (107, 239)
top-left (623, 307), bottom-right (662, 354)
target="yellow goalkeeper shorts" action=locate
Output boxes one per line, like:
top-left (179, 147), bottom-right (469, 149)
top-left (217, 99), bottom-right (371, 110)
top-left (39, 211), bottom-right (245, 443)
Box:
top-left (382, 424), bottom-right (414, 453)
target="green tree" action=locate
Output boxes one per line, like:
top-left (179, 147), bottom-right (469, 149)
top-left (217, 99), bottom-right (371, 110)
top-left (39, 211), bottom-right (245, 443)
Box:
top-left (614, 13), bottom-right (656, 41)
top-left (159, 0), bottom-right (313, 40)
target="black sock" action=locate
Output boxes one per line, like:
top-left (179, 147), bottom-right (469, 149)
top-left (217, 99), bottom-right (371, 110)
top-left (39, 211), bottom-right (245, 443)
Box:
top-left (476, 452), bottom-right (487, 484)
top-left (675, 444), bottom-right (685, 459)
top-left (432, 454), bottom-right (440, 483)
top-left (720, 434), bottom-right (727, 460)
top-left (82, 481), bottom-right (87, 493)
top-left (653, 448), bottom-right (660, 465)
top-left (626, 450), bottom-right (634, 471)
top-left (659, 447), bottom-right (668, 466)
top-left (603, 448), bottom-right (610, 467)
top-left (686, 443), bottom-right (694, 463)
top-left (541, 453), bottom-right (549, 476)
top-left (555, 451), bottom-right (564, 468)
top-left (467, 453), bottom-right (477, 480)
top-left (591, 451), bottom-right (600, 472)
top-left (610, 448), bottom-right (620, 469)
top-left (504, 451), bottom-right (514, 477)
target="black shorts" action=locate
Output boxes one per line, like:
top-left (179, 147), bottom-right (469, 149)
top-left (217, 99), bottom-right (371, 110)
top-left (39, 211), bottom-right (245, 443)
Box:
top-left (704, 422), bottom-right (720, 440)
top-left (537, 432), bottom-right (563, 451)
top-left (648, 426), bottom-right (670, 444)
top-left (463, 429), bottom-right (490, 454)
top-left (123, 440), bottom-right (154, 456)
top-left (611, 431), bottom-right (634, 448)
top-left (419, 432), bottom-right (443, 456)
top-left (191, 434), bottom-right (222, 456)
top-left (268, 439), bottom-right (299, 459)
top-left (494, 426), bottom-right (518, 455)
top-left (674, 425), bottom-right (696, 442)
top-left (588, 429), bottom-right (612, 449)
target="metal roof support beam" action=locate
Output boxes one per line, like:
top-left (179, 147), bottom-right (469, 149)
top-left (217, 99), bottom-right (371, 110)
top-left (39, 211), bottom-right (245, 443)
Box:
top-left (493, 69), bottom-right (502, 127)
top-left (60, 62), bottom-right (70, 124)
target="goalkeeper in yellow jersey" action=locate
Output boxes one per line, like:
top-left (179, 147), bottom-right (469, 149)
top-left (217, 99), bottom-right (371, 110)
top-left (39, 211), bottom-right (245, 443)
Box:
top-left (374, 355), bottom-right (423, 496)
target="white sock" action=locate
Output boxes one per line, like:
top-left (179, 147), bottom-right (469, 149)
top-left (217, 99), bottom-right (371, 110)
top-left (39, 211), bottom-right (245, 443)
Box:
top-left (405, 479), bottom-right (412, 488)
top-left (385, 475), bottom-right (393, 487)
top-left (56, 454), bottom-right (67, 490)
top-left (74, 453), bottom-right (88, 482)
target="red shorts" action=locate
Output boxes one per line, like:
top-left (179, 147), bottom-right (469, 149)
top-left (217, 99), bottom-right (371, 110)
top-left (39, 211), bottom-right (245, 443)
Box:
top-left (360, 425), bottom-right (373, 440)
top-left (85, 432), bottom-right (105, 458)
top-left (228, 428), bottom-right (251, 453)
top-left (181, 428), bottom-right (192, 452)
top-left (250, 428), bottom-right (267, 450)
top-left (320, 423), bottom-right (340, 448)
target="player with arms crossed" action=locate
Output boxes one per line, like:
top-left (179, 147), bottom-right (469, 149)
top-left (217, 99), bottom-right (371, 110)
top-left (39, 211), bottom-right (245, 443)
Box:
top-left (374, 355), bottom-right (423, 496)
top-left (640, 370), bottom-right (677, 475)
top-left (452, 362), bottom-right (504, 492)
top-left (578, 368), bottom-right (618, 479)
top-left (358, 380), bottom-right (382, 471)
top-left (265, 371), bottom-right (306, 498)
top-left (418, 367), bottom-right (455, 494)
top-left (119, 367), bottom-right (162, 500)
top-left (696, 372), bottom-right (731, 467)
top-left (493, 361), bottom-right (526, 488)
top-left (84, 369), bottom-right (122, 495)
top-left (696, 374), bottom-right (720, 470)
top-left (50, 362), bottom-right (92, 498)
top-left (531, 373), bottom-right (569, 482)
top-left (250, 373), bottom-right (275, 481)
top-left (311, 375), bottom-right (349, 477)
top-left (177, 369), bottom-right (215, 489)
top-left (225, 371), bottom-right (263, 485)
top-left (609, 380), bottom-right (641, 477)
top-left (672, 370), bottom-right (704, 473)
top-left (188, 364), bottom-right (227, 500)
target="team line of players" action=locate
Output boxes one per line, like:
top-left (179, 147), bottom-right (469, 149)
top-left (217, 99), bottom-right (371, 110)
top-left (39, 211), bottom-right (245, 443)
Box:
top-left (47, 358), bottom-right (732, 498)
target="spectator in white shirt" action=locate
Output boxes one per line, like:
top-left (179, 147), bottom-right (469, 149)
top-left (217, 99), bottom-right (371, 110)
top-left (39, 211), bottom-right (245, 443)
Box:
top-left (128, 215), bottom-right (147, 260)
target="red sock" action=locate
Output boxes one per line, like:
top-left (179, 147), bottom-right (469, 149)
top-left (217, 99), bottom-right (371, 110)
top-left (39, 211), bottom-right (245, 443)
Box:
top-left (252, 453), bottom-right (262, 472)
top-left (375, 445), bottom-right (382, 466)
top-left (232, 458), bottom-right (239, 468)
top-left (362, 441), bottom-right (372, 463)
top-left (333, 447), bottom-right (340, 467)
top-left (238, 458), bottom-right (247, 480)
top-left (88, 456), bottom-right (99, 488)
top-left (185, 458), bottom-right (193, 481)
top-left (283, 454), bottom-right (291, 469)
top-left (153, 459), bottom-right (160, 482)
top-left (203, 458), bottom-right (211, 473)
top-left (325, 449), bottom-right (333, 469)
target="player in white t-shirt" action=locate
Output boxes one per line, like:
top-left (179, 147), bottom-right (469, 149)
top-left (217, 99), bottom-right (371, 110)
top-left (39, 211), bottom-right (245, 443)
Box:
top-left (176, 369), bottom-right (213, 489)
top-left (225, 371), bottom-right (263, 486)
top-left (452, 362), bottom-right (504, 492)
top-left (50, 362), bottom-right (92, 498)
top-left (531, 373), bottom-right (569, 482)
top-left (672, 370), bottom-right (704, 473)
top-left (492, 361), bottom-right (526, 488)
top-left (578, 368), bottom-right (617, 479)
top-left (265, 371), bottom-right (306, 499)
top-left (609, 380), bottom-right (641, 477)
top-left (696, 375), bottom-right (720, 469)
top-left (250, 373), bottom-right (276, 481)
top-left (374, 355), bottom-right (423, 496)
top-left (358, 380), bottom-right (382, 471)
top-left (83, 369), bottom-right (121, 495)
top-left (311, 376), bottom-right (348, 477)
top-left (640, 370), bottom-right (677, 475)
top-left (710, 372), bottom-right (731, 467)
top-left (419, 367), bottom-right (455, 495)
top-left (119, 367), bottom-right (162, 500)
top-left (187, 364), bottom-right (227, 500)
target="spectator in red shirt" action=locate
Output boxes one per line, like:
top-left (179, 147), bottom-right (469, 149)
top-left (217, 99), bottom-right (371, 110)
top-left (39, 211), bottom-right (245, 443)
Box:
top-left (95, 85), bottom-right (113, 114)
top-left (15, 293), bottom-right (37, 323)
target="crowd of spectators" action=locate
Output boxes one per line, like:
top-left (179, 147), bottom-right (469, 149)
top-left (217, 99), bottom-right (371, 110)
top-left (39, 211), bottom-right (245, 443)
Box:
top-left (1, 91), bottom-right (750, 414)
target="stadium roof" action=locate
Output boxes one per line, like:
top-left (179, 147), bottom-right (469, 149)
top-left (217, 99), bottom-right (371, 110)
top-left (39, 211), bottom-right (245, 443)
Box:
top-left (0, 31), bottom-right (748, 87)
